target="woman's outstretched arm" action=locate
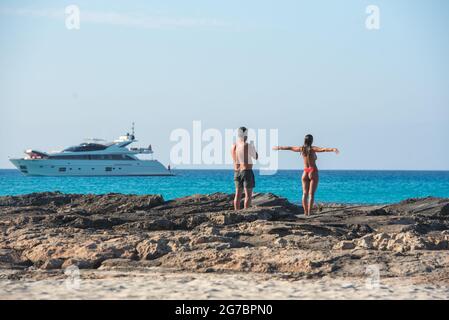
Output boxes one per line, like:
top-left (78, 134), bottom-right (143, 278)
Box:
top-left (272, 146), bottom-right (303, 152)
top-left (313, 147), bottom-right (340, 154)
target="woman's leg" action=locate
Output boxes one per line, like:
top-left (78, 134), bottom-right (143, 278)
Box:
top-left (308, 172), bottom-right (319, 215)
top-left (301, 172), bottom-right (310, 215)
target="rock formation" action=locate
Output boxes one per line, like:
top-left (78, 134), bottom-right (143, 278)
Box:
top-left (1, 192), bottom-right (449, 282)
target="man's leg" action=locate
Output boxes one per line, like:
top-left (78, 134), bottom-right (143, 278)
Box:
top-left (234, 187), bottom-right (242, 210)
top-left (234, 171), bottom-right (243, 210)
top-left (243, 170), bottom-right (255, 209)
top-left (244, 187), bottom-right (253, 209)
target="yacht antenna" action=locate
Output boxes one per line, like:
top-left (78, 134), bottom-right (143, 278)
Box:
top-left (131, 122), bottom-right (135, 138)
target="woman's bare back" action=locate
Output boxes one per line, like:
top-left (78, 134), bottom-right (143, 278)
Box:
top-left (302, 148), bottom-right (318, 169)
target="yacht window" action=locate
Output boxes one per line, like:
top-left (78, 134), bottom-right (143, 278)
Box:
top-left (59, 167), bottom-right (66, 172)
top-left (49, 154), bottom-right (136, 160)
top-left (63, 143), bottom-right (107, 152)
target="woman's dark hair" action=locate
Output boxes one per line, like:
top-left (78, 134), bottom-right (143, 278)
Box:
top-left (302, 134), bottom-right (313, 157)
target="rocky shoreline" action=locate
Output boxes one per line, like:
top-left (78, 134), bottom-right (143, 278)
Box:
top-left (1, 192), bottom-right (449, 298)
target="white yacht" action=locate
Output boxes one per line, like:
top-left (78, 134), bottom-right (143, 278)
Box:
top-left (10, 127), bottom-right (173, 177)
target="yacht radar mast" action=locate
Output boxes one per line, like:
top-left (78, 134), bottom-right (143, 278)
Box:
top-left (131, 122), bottom-right (135, 140)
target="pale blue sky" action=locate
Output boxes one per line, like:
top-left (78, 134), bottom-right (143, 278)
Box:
top-left (1, 0), bottom-right (448, 170)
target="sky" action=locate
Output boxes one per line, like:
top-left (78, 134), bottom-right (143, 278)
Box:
top-left (0, 0), bottom-right (448, 170)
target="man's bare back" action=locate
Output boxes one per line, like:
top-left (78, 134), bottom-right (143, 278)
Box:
top-left (231, 141), bottom-right (258, 171)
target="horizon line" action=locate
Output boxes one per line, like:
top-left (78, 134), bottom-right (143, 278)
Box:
top-left (1, 168), bottom-right (449, 172)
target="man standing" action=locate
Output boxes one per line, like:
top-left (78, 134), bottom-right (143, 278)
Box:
top-left (231, 127), bottom-right (258, 210)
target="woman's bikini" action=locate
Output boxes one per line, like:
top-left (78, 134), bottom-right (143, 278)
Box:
top-left (303, 151), bottom-right (318, 174)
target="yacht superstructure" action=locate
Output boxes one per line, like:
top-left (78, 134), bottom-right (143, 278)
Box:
top-left (10, 127), bottom-right (173, 177)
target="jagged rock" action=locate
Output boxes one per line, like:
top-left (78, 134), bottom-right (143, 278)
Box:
top-left (441, 204), bottom-right (449, 216)
top-left (0, 248), bottom-right (25, 265)
top-left (62, 258), bottom-right (96, 269)
top-left (252, 193), bottom-right (303, 214)
top-left (367, 208), bottom-right (389, 216)
top-left (350, 232), bottom-right (449, 252)
top-left (0, 192), bottom-right (164, 214)
top-left (385, 197), bottom-right (449, 217)
top-left (41, 258), bottom-right (64, 270)
top-left (334, 241), bottom-right (356, 250)
top-left (136, 239), bottom-right (172, 260)
top-left (0, 192), bottom-right (77, 207)
top-left (356, 234), bottom-right (375, 249)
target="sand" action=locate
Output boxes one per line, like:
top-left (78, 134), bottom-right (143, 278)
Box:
top-left (1, 268), bottom-right (448, 300)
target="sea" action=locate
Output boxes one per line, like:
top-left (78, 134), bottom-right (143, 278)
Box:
top-left (1, 169), bottom-right (449, 205)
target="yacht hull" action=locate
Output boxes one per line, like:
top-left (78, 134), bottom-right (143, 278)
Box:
top-left (10, 159), bottom-right (174, 177)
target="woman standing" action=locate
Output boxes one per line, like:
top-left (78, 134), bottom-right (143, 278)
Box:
top-left (273, 134), bottom-right (339, 215)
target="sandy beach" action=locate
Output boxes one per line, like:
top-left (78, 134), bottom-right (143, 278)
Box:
top-left (1, 269), bottom-right (449, 300)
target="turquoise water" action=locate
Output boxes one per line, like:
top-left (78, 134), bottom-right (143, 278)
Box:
top-left (1, 169), bottom-right (448, 204)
